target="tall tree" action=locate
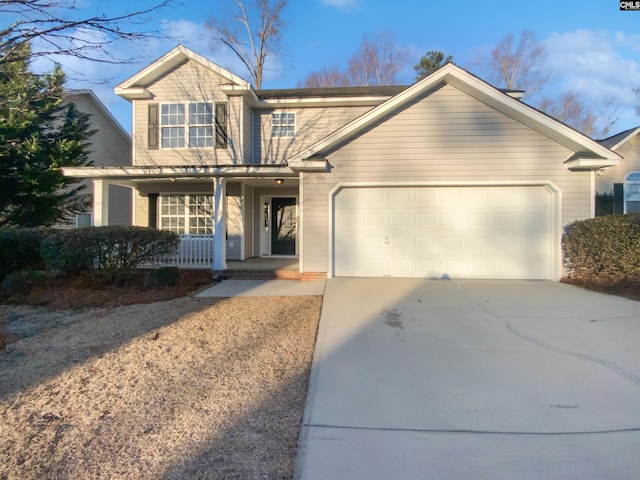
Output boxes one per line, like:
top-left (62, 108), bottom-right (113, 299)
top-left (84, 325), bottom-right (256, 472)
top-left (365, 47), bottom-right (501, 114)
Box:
top-left (414, 51), bottom-right (453, 81)
top-left (483, 30), bottom-right (549, 99)
top-left (478, 30), bottom-right (618, 138)
top-left (0, 0), bottom-right (171, 64)
top-left (0, 42), bottom-right (94, 227)
top-left (347, 31), bottom-right (409, 86)
top-left (207, 0), bottom-right (287, 89)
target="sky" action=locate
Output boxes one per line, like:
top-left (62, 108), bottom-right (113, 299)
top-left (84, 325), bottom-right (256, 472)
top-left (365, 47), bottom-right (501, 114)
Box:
top-left (27, 0), bottom-right (640, 136)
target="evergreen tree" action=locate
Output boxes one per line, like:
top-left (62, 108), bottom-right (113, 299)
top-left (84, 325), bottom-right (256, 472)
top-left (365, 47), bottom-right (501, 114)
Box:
top-left (414, 51), bottom-right (453, 81)
top-left (0, 41), bottom-right (94, 227)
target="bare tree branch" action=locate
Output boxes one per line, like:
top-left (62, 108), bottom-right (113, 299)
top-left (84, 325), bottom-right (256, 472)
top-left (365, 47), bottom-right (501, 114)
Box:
top-left (1, 0), bottom-right (173, 64)
top-left (484, 30), bottom-right (549, 98)
top-left (347, 31), bottom-right (408, 86)
top-left (299, 67), bottom-right (351, 88)
top-left (207, 0), bottom-right (287, 88)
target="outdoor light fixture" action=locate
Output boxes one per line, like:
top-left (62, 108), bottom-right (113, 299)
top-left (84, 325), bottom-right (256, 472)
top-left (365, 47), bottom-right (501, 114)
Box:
top-left (275, 178), bottom-right (284, 185)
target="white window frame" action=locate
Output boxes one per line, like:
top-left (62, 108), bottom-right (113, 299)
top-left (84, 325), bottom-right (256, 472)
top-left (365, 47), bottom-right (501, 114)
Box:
top-left (271, 112), bottom-right (296, 137)
top-left (159, 194), bottom-right (214, 234)
top-left (161, 102), bottom-right (213, 149)
top-left (624, 171), bottom-right (640, 214)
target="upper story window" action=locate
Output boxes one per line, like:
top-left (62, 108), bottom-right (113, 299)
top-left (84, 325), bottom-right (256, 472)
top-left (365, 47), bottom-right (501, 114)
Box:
top-left (160, 102), bottom-right (213, 148)
top-left (272, 112), bottom-right (296, 137)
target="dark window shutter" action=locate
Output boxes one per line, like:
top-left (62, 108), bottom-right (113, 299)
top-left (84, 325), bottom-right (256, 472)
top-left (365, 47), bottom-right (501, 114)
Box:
top-left (148, 193), bottom-right (159, 228)
top-left (148, 104), bottom-right (159, 150)
top-left (215, 102), bottom-right (227, 149)
top-left (613, 183), bottom-right (624, 215)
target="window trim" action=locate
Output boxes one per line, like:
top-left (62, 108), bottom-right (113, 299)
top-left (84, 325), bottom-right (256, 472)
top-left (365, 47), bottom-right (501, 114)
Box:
top-left (271, 112), bottom-right (296, 138)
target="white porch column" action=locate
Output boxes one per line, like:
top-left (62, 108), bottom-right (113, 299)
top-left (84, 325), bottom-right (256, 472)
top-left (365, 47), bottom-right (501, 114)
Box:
top-left (92, 179), bottom-right (110, 226)
top-left (213, 177), bottom-right (227, 271)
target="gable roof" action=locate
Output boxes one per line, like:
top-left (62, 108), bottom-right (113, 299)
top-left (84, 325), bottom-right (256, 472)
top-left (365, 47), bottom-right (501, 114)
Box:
top-left (115, 45), bottom-right (251, 100)
top-left (598, 126), bottom-right (640, 150)
top-left (288, 63), bottom-right (620, 171)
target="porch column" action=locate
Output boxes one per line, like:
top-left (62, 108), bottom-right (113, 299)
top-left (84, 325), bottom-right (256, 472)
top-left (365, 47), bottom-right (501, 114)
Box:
top-left (92, 179), bottom-right (110, 226)
top-left (213, 177), bottom-right (227, 271)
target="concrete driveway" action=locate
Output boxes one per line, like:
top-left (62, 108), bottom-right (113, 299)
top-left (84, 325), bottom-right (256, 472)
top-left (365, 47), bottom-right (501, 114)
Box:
top-left (294, 278), bottom-right (640, 480)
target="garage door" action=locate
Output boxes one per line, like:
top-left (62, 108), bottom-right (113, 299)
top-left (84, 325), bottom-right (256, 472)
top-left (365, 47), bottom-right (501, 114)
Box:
top-left (333, 186), bottom-right (554, 279)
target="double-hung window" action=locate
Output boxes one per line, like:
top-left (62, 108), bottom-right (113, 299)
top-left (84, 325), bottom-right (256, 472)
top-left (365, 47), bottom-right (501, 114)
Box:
top-left (271, 112), bottom-right (296, 137)
top-left (160, 102), bottom-right (213, 148)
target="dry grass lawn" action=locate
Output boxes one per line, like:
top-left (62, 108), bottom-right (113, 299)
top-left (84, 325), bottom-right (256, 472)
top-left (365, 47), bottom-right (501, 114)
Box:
top-left (0, 294), bottom-right (321, 479)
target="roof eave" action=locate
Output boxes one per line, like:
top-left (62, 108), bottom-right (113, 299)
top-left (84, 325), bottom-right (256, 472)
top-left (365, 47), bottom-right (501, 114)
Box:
top-left (564, 156), bottom-right (620, 171)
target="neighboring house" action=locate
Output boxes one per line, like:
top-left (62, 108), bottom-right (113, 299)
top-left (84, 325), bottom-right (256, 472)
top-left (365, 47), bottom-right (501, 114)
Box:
top-left (63, 45), bottom-right (622, 281)
top-left (596, 127), bottom-right (640, 214)
top-left (64, 90), bottom-right (132, 227)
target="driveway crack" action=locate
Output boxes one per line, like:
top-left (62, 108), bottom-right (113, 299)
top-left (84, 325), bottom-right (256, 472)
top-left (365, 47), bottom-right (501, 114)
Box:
top-left (456, 283), bottom-right (640, 387)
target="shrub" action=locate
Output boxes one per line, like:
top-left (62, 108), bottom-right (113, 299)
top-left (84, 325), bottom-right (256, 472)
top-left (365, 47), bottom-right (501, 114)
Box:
top-left (1, 270), bottom-right (47, 295)
top-left (562, 214), bottom-right (640, 280)
top-left (0, 228), bottom-right (51, 280)
top-left (145, 266), bottom-right (181, 288)
top-left (41, 226), bottom-right (180, 276)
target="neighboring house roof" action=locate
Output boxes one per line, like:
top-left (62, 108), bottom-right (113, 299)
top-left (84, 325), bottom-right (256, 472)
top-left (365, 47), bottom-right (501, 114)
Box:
top-left (598, 126), bottom-right (640, 150)
top-left (65, 89), bottom-right (131, 142)
top-left (288, 63), bottom-right (621, 171)
top-left (115, 44), bottom-right (252, 100)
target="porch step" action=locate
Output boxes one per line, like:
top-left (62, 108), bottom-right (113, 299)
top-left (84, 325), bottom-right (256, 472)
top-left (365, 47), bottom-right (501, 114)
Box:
top-left (217, 268), bottom-right (303, 280)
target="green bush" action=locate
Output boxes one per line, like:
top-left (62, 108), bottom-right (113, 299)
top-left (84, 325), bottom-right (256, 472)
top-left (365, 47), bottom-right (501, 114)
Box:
top-left (0, 228), bottom-right (51, 280)
top-left (145, 266), bottom-right (181, 288)
top-left (562, 214), bottom-right (640, 279)
top-left (41, 226), bottom-right (180, 276)
top-left (1, 270), bottom-right (47, 295)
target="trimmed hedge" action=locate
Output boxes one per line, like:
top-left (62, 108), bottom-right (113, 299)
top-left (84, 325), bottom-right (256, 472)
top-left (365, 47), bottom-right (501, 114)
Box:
top-left (562, 214), bottom-right (640, 279)
top-left (41, 226), bottom-right (180, 276)
top-left (0, 228), bottom-right (51, 280)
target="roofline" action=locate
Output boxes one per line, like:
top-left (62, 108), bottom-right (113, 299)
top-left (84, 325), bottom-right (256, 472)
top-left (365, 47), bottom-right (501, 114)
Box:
top-left (598, 126), bottom-right (640, 150)
top-left (115, 45), bottom-right (251, 100)
top-left (65, 89), bottom-right (131, 141)
top-left (288, 63), bottom-right (621, 166)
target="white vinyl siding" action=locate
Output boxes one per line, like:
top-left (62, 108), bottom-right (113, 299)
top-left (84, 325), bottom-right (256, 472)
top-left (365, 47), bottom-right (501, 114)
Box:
top-left (253, 105), bottom-right (373, 164)
top-left (596, 135), bottom-right (640, 195)
top-left (300, 84), bottom-right (591, 276)
top-left (132, 61), bottom-right (241, 166)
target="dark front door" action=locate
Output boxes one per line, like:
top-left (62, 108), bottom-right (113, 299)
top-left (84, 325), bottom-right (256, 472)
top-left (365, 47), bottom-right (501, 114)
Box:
top-left (271, 197), bottom-right (296, 255)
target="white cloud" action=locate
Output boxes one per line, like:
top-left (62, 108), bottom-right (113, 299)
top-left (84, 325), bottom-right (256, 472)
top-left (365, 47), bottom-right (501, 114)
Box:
top-left (319, 0), bottom-right (361, 12)
top-left (543, 29), bottom-right (640, 130)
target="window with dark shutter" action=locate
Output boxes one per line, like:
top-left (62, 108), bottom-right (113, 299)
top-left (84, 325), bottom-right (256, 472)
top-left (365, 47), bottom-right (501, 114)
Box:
top-left (215, 102), bottom-right (227, 149)
top-left (148, 104), bottom-right (159, 150)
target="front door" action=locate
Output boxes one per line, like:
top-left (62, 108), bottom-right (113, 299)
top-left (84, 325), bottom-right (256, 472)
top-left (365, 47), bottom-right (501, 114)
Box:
top-left (271, 197), bottom-right (296, 255)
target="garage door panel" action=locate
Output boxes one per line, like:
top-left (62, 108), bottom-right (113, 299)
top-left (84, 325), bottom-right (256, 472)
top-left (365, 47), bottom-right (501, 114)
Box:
top-left (334, 186), bottom-right (554, 279)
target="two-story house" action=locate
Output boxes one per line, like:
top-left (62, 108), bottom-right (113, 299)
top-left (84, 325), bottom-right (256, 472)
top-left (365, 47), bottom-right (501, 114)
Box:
top-left (64, 45), bottom-right (623, 281)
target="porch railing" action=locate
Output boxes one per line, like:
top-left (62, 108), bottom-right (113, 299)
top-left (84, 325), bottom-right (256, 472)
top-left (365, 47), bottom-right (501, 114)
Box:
top-left (153, 234), bottom-right (215, 268)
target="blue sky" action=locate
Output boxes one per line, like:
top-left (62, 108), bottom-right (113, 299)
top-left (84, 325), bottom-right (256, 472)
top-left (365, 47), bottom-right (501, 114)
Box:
top-left (32, 0), bottom-right (640, 135)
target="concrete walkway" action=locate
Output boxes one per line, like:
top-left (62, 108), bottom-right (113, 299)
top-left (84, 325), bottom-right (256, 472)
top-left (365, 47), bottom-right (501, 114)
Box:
top-left (195, 279), bottom-right (326, 297)
top-left (294, 278), bottom-right (640, 480)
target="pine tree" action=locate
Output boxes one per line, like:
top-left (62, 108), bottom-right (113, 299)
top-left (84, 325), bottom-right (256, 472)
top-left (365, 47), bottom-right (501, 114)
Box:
top-left (0, 41), bottom-right (94, 227)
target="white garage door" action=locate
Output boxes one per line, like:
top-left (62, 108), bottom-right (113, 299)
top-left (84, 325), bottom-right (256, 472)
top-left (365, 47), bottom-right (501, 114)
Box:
top-left (333, 186), bottom-right (554, 279)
